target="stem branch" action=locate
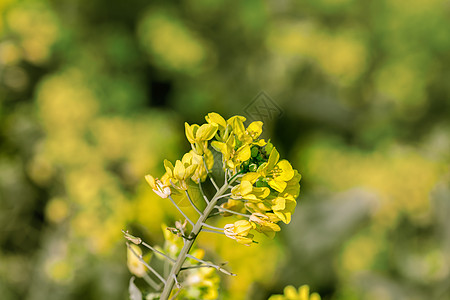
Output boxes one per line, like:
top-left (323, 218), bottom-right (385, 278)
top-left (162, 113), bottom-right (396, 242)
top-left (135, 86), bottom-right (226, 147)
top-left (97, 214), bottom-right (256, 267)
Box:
top-left (159, 182), bottom-right (231, 299)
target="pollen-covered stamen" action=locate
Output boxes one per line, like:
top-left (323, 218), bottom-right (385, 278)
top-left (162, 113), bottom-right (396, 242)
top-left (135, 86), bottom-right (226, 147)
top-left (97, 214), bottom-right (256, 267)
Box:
top-left (268, 166), bottom-right (283, 177)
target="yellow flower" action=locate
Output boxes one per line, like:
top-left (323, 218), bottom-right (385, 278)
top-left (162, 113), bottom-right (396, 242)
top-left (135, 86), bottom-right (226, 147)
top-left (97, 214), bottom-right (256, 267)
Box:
top-left (224, 220), bottom-right (256, 246)
top-left (249, 212), bottom-right (281, 238)
top-left (185, 122), bottom-right (218, 154)
top-left (258, 147), bottom-right (295, 192)
top-left (211, 134), bottom-right (251, 170)
top-left (240, 121), bottom-right (266, 146)
top-left (145, 174), bottom-right (171, 198)
top-left (226, 115), bottom-right (246, 142)
top-left (127, 244), bottom-right (147, 277)
top-left (205, 112), bottom-right (227, 132)
top-left (244, 201), bottom-right (272, 216)
top-left (270, 169), bottom-right (301, 224)
top-left (231, 180), bottom-right (270, 202)
top-left (270, 196), bottom-right (297, 224)
top-left (220, 199), bottom-right (246, 216)
top-left (226, 115), bottom-right (266, 146)
top-left (189, 149), bottom-right (214, 183)
top-left (269, 285), bottom-right (321, 300)
top-left (163, 153), bottom-right (198, 190)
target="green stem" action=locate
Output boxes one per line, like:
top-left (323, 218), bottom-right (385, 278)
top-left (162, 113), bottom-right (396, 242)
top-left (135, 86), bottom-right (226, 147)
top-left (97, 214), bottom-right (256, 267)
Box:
top-left (159, 182), bottom-right (231, 300)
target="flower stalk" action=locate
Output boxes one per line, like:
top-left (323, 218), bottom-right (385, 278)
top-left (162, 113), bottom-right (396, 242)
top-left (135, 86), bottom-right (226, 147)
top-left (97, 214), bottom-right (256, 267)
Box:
top-left (160, 180), bottom-right (231, 299)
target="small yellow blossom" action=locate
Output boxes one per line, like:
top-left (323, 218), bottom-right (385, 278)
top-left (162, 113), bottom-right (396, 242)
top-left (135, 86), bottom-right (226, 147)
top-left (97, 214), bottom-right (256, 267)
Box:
top-left (145, 174), bottom-right (171, 198)
top-left (270, 196), bottom-right (297, 224)
top-left (205, 112), bottom-right (227, 132)
top-left (240, 121), bottom-right (266, 146)
top-left (190, 149), bottom-right (214, 183)
top-left (163, 153), bottom-right (198, 190)
top-left (250, 212), bottom-right (281, 238)
top-left (231, 180), bottom-right (270, 202)
top-left (185, 122), bottom-right (218, 154)
top-left (224, 220), bottom-right (256, 246)
top-left (245, 201), bottom-right (272, 215)
top-left (270, 170), bottom-right (301, 224)
top-left (211, 134), bottom-right (251, 170)
top-left (258, 147), bottom-right (295, 192)
top-left (220, 199), bottom-right (246, 216)
top-left (226, 115), bottom-right (266, 146)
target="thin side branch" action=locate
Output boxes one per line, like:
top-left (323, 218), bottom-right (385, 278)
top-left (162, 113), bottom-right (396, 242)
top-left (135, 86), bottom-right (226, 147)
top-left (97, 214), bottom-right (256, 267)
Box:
top-left (168, 195), bottom-right (194, 226)
top-left (214, 193), bottom-right (232, 200)
top-left (141, 241), bottom-right (176, 263)
top-left (201, 222), bottom-right (224, 231)
top-left (198, 181), bottom-right (210, 204)
top-left (185, 189), bottom-right (202, 215)
top-left (214, 205), bottom-right (252, 218)
top-left (181, 264), bottom-right (219, 271)
top-left (201, 228), bottom-right (225, 235)
top-left (186, 254), bottom-right (235, 276)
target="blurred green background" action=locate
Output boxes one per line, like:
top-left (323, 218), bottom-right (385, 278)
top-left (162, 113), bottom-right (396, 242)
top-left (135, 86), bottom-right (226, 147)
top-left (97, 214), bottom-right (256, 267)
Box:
top-left (1, 0), bottom-right (449, 299)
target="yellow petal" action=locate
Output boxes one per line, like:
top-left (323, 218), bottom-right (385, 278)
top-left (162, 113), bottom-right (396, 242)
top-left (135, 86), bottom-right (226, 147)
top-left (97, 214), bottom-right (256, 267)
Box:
top-left (235, 234), bottom-right (254, 246)
top-left (271, 197), bottom-right (286, 211)
top-left (226, 133), bottom-right (235, 149)
top-left (268, 179), bottom-right (287, 193)
top-left (204, 148), bottom-right (215, 170)
top-left (174, 160), bottom-right (186, 180)
top-left (242, 172), bottom-right (260, 183)
top-left (184, 122), bottom-right (196, 144)
top-left (196, 123), bottom-right (218, 141)
top-left (247, 121), bottom-right (263, 138)
top-left (274, 211), bottom-right (291, 224)
top-left (163, 159), bottom-right (174, 178)
top-left (276, 160), bottom-right (295, 181)
top-left (145, 174), bottom-right (156, 190)
top-left (253, 186), bottom-right (270, 199)
top-left (205, 112), bottom-right (226, 129)
top-left (211, 141), bottom-right (227, 155)
top-left (234, 220), bottom-right (253, 234)
top-left (267, 147), bottom-right (280, 171)
top-left (227, 116), bottom-right (246, 137)
top-left (184, 164), bottom-right (198, 179)
top-left (161, 173), bottom-right (171, 185)
top-left (240, 181), bottom-right (253, 195)
top-left (236, 144), bottom-right (251, 162)
top-left (181, 152), bottom-right (193, 164)
top-left (226, 115), bottom-right (246, 125)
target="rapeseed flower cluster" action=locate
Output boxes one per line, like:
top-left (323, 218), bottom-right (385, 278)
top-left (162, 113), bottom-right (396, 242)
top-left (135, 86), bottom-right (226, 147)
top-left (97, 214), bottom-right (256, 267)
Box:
top-left (136, 112), bottom-right (301, 298)
top-left (145, 112), bottom-right (301, 247)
